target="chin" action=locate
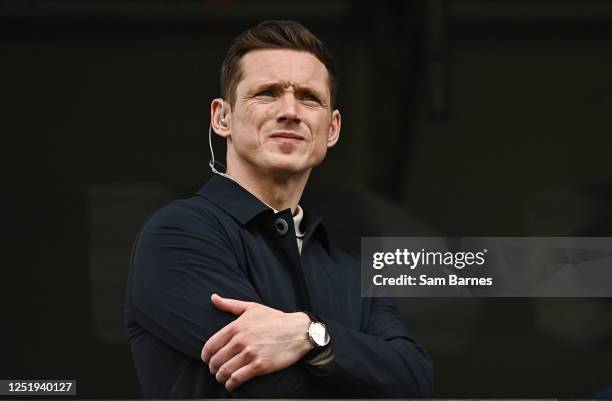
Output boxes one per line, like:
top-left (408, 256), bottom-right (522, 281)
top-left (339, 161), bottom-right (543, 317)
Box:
top-left (266, 162), bottom-right (308, 176)
top-left (263, 156), bottom-right (314, 176)
top-left (253, 150), bottom-right (325, 176)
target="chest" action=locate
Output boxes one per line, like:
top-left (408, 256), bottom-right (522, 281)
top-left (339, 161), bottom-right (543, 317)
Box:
top-left (232, 225), bottom-right (361, 330)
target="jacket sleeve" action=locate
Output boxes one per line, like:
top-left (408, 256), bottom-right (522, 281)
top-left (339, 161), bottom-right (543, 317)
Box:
top-left (317, 295), bottom-right (434, 398)
top-left (128, 201), bottom-right (329, 398)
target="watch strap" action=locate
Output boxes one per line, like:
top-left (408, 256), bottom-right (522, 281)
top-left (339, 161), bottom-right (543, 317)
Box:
top-left (303, 311), bottom-right (330, 360)
top-left (304, 311), bottom-right (319, 325)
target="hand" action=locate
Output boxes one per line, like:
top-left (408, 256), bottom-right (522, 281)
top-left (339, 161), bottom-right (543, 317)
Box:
top-left (201, 294), bottom-right (312, 391)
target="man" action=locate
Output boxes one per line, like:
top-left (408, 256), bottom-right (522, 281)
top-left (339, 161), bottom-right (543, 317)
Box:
top-left (125, 20), bottom-right (432, 398)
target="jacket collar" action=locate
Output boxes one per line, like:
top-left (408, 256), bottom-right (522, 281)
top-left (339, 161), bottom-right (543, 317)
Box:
top-left (196, 174), bottom-right (330, 252)
top-left (196, 174), bottom-right (269, 225)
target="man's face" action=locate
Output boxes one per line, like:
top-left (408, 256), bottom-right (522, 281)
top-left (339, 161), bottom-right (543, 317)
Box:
top-left (223, 49), bottom-right (341, 177)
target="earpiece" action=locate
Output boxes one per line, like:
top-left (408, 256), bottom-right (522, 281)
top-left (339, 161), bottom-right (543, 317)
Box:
top-left (209, 98), bottom-right (228, 175)
top-left (219, 99), bottom-right (226, 126)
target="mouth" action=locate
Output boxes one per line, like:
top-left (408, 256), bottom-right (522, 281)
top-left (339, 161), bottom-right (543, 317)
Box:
top-left (269, 131), bottom-right (305, 141)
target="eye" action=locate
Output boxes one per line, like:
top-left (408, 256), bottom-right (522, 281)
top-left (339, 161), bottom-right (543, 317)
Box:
top-left (301, 94), bottom-right (321, 103)
top-left (256, 90), bottom-right (275, 97)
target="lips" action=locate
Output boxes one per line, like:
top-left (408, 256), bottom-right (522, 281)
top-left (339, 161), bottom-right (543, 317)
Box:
top-left (270, 131), bottom-right (304, 140)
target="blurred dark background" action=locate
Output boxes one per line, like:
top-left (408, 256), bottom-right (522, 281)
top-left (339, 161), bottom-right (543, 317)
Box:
top-left (3, 0), bottom-right (612, 398)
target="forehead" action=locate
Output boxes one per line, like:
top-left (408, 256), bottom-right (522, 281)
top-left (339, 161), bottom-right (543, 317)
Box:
top-left (237, 49), bottom-right (330, 96)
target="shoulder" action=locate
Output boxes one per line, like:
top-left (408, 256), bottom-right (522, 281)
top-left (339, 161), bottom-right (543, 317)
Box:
top-left (135, 195), bottom-right (234, 248)
top-left (130, 194), bottom-right (245, 277)
top-left (145, 196), bottom-right (220, 229)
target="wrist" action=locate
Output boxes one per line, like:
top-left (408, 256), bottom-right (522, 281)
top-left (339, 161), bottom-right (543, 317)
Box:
top-left (290, 312), bottom-right (314, 356)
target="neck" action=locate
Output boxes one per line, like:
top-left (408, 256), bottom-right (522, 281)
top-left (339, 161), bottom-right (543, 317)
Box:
top-left (226, 159), bottom-right (310, 214)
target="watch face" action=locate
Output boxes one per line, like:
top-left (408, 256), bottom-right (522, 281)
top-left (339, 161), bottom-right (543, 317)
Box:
top-left (310, 322), bottom-right (329, 346)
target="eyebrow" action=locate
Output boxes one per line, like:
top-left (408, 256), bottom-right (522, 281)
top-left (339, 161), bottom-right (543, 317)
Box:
top-left (251, 81), bottom-right (327, 101)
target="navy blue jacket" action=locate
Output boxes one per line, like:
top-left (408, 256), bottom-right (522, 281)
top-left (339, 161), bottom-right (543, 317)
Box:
top-left (125, 175), bottom-right (433, 398)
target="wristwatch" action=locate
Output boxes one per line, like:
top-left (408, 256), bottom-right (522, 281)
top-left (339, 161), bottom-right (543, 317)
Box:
top-left (305, 312), bottom-right (330, 349)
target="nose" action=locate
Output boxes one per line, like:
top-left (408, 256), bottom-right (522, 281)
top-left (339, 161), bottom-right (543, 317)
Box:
top-left (277, 92), bottom-right (300, 125)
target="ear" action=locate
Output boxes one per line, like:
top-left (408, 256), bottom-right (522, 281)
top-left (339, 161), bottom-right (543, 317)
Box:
top-left (210, 98), bottom-right (231, 138)
top-left (327, 109), bottom-right (341, 148)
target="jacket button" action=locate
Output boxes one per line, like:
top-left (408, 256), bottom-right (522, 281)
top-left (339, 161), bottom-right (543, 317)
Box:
top-left (274, 218), bottom-right (289, 235)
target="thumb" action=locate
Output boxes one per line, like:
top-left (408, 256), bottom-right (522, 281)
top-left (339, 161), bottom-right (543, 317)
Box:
top-left (211, 293), bottom-right (252, 316)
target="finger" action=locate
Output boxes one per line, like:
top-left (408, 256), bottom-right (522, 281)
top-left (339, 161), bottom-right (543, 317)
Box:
top-left (211, 293), bottom-right (253, 316)
top-left (208, 334), bottom-right (247, 375)
top-left (202, 321), bottom-right (236, 364)
top-left (226, 360), bottom-right (266, 392)
top-left (214, 344), bottom-right (256, 383)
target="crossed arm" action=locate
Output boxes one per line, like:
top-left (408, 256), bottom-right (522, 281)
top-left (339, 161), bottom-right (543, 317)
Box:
top-left (202, 293), bottom-right (313, 391)
top-left (130, 204), bottom-right (433, 397)
top-left (200, 292), bottom-right (434, 397)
